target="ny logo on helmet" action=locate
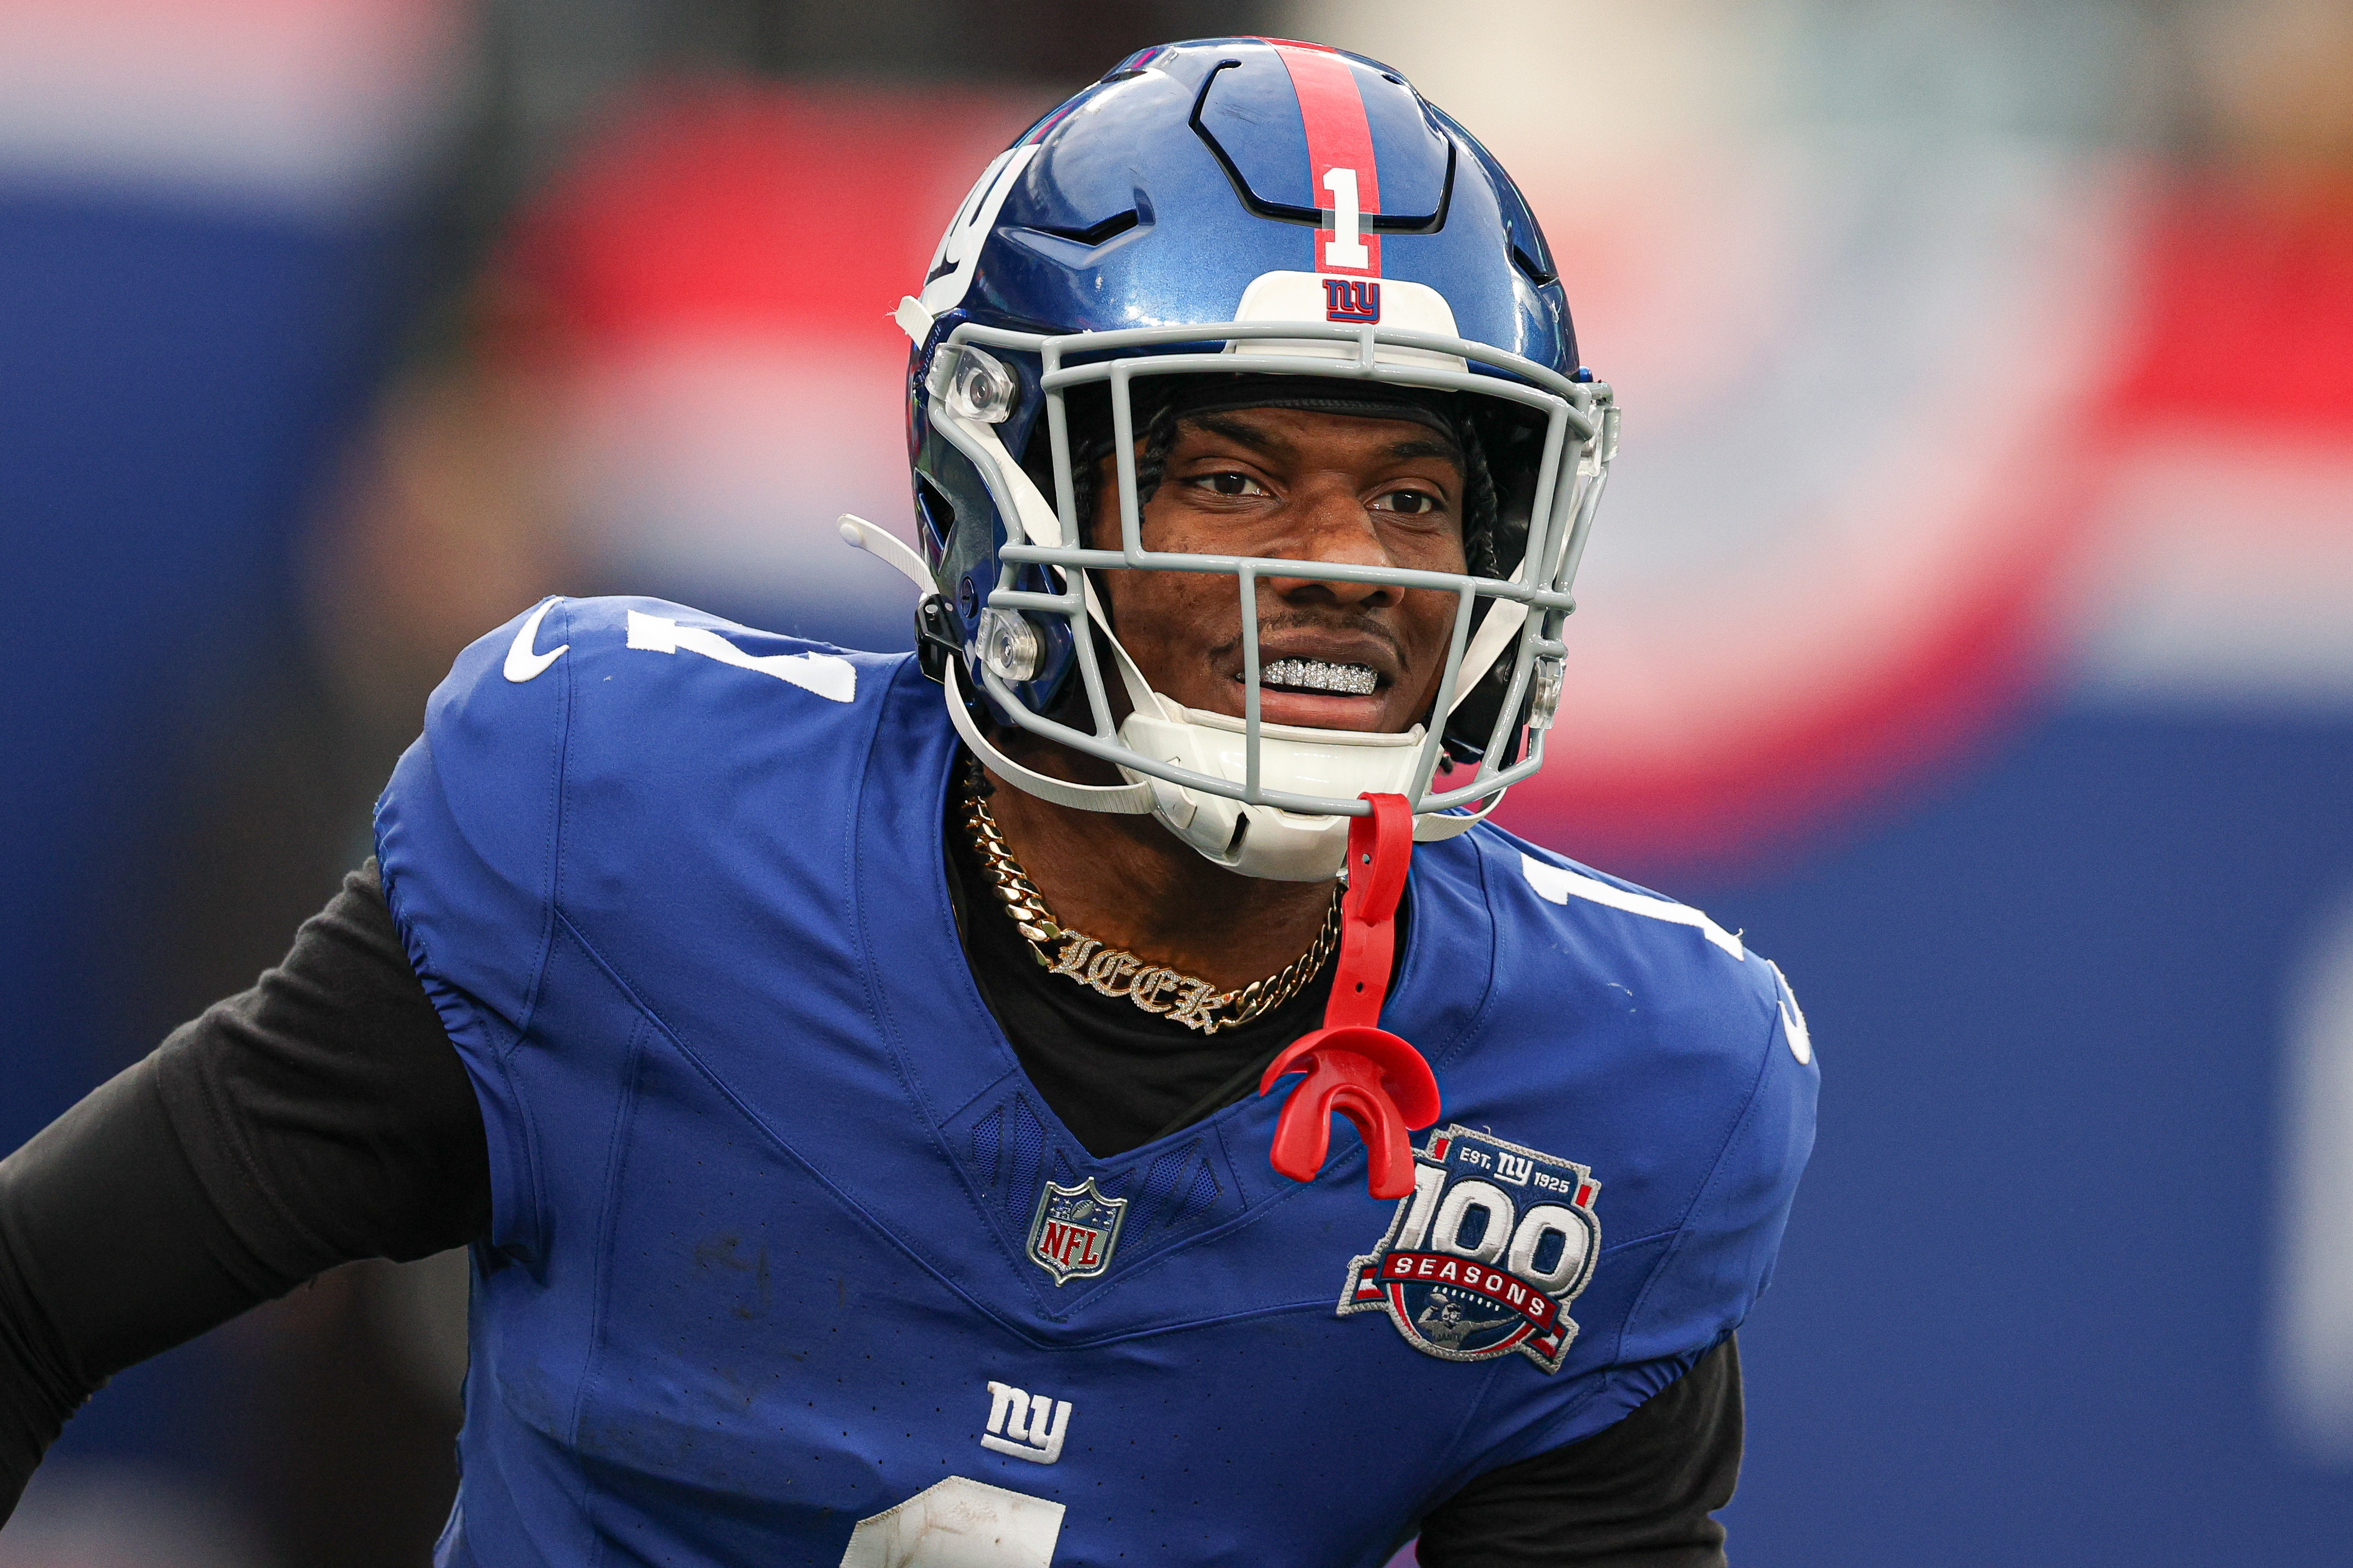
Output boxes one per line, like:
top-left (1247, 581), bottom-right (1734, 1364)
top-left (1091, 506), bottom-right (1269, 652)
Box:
top-left (1338, 1125), bottom-right (1600, 1372)
top-left (1322, 277), bottom-right (1381, 324)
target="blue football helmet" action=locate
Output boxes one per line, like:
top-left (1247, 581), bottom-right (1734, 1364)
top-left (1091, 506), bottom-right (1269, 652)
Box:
top-left (842, 36), bottom-right (1618, 881)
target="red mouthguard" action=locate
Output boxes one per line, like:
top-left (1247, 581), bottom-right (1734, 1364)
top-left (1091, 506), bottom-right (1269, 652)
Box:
top-left (1259, 793), bottom-right (1440, 1199)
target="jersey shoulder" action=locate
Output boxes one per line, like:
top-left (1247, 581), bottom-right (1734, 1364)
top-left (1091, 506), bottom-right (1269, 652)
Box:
top-left (398, 590), bottom-right (918, 821)
top-left (373, 594), bottom-right (923, 1029)
top-left (1455, 818), bottom-right (1795, 1056)
top-left (1436, 822), bottom-right (1818, 1406)
top-left (427, 592), bottom-right (906, 757)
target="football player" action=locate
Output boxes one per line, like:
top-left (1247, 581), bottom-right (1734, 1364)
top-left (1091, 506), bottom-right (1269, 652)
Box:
top-left (0, 38), bottom-right (1815, 1566)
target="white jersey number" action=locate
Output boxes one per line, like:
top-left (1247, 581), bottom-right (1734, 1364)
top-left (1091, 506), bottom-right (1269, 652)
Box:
top-left (838, 1476), bottom-right (1065, 1567)
top-left (1322, 166), bottom-right (1371, 270)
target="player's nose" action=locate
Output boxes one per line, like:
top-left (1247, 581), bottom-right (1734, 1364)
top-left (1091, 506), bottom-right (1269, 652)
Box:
top-left (1261, 482), bottom-right (1398, 607)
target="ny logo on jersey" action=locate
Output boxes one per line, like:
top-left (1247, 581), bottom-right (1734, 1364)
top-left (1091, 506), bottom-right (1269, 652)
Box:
top-left (1323, 276), bottom-right (1380, 323)
top-left (1337, 1125), bottom-right (1602, 1373)
top-left (982, 1380), bottom-right (1072, 1465)
top-left (1025, 1177), bottom-right (1126, 1285)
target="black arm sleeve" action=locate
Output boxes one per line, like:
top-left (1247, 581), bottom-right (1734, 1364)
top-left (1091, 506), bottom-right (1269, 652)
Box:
top-left (0, 861), bottom-right (488, 1521)
top-left (1414, 1335), bottom-right (1743, 1567)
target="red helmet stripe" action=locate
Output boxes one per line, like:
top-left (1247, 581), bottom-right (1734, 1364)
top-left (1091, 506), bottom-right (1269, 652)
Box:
top-left (1267, 41), bottom-right (1383, 278)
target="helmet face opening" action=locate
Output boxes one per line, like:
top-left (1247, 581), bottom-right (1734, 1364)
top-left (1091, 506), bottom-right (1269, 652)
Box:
top-left (899, 38), bottom-right (1618, 873)
top-left (924, 312), bottom-right (1613, 820)
top-left (1036, 373), bottom-right (1518, 584)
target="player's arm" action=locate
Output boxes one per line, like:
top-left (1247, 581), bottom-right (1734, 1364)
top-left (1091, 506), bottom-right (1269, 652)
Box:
top-left (1413, 1336), bottom-right (1741, 1567)
top-left (0, 861), bottom-right (487, 1522)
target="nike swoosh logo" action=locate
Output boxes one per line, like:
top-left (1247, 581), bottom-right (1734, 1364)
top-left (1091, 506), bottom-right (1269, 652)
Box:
top-left (503, 597), bottom-right (570, 683)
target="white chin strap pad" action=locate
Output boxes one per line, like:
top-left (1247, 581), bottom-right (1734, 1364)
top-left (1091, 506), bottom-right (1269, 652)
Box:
top-left (1114, 701), bottom-right (1504, 881)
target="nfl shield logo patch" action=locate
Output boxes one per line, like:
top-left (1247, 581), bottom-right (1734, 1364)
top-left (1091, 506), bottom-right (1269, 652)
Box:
top-left (1336, 1124), bottom-right (1601, 1373)
top-left (1026, 1177), bottom-right (1127, 1286)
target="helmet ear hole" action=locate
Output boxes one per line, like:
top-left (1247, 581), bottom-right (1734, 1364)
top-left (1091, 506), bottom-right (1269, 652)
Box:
top-left (915, 475), bottom-right (958, 555)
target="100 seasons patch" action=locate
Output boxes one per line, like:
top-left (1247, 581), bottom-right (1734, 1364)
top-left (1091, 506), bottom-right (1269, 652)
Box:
top-left (1338, 1125), bottom-right (1601, 1373)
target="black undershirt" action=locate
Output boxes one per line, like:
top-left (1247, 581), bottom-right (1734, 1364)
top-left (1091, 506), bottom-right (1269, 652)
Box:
top-left (0, 793), bottom-right (1742, 1561)
top-left (943, 778), bottom-right (1364, 1159)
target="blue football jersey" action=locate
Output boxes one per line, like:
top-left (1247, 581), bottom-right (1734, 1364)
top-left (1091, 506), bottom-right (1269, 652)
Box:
top-left (374, 596), bottom-right (1818, 1568)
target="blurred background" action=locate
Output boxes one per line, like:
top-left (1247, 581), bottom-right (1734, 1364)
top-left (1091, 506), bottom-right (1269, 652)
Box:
top-left (1, 0), bottom-right (2348, 1562)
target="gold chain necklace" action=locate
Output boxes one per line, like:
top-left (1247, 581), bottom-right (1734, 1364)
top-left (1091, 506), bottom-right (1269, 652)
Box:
top-left (960, 767), bottom-right (1342, 1036)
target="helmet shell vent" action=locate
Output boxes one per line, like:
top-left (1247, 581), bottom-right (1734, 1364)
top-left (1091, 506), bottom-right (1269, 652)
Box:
top-left (1189, 47), bottom-right (1453, 230)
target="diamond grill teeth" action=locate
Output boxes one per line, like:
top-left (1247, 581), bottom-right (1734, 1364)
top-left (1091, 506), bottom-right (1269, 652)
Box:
top-left (1256, 657), bottom-right (1379, 696)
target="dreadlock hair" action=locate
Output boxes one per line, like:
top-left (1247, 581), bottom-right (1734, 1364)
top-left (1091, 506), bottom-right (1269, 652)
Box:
top-left (1458, 414), bottom-right (1501, 581)
top-left (1061, 396), bottom-right (1181, 549)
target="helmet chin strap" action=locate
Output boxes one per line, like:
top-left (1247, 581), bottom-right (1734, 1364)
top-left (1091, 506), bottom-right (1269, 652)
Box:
top-left (946, 660), bottom-right (1157, 814)
top-left (841, 514), bottom-right (1154, 815)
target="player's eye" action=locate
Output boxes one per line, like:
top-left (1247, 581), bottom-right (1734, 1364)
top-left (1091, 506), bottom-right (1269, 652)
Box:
top-left (1186, 471), bottom-right (1270, 498)
top-left (1369, 488), bottom-right (1446, 516)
